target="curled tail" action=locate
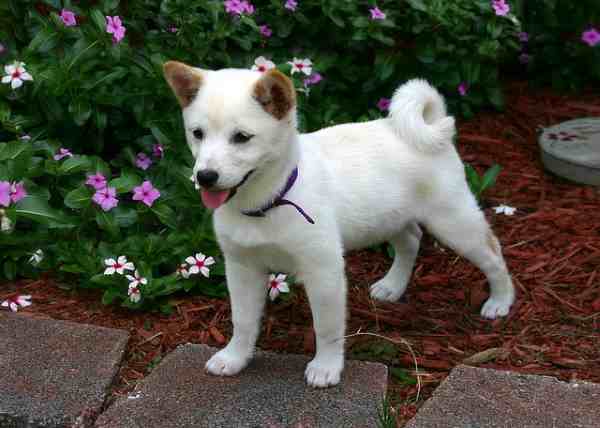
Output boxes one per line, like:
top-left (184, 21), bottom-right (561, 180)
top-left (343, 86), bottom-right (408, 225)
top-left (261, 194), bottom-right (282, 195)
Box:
top-left (388, 79), bottom-right (456, 153)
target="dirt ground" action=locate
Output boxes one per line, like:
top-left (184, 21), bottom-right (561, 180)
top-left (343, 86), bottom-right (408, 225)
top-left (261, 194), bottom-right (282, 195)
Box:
top-left (2, 81), bottom-right (599, 426)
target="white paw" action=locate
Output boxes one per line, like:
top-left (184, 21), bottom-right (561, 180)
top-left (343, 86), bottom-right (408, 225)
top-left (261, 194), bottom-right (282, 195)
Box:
top-left (370, 278), bottom-right (406, 302)
top-left (304, 356), bottom-right (343, 388)
top-left (205, 348), bottom-right (249, 376)
top-left (480, 296), bottom-right (513, 319)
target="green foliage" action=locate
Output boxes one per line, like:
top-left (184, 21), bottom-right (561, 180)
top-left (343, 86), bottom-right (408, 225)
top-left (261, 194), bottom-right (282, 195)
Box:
top-left (376, 395), bottom-right (396, 428)
top-left (465, 164), bottom-right (502, 202)
top-left (519, 0), bottom-right (600, 89)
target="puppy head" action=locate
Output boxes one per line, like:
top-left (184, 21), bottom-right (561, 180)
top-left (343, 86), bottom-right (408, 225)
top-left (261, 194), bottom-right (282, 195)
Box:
top-left (163, 61), bottom-right (296, 209)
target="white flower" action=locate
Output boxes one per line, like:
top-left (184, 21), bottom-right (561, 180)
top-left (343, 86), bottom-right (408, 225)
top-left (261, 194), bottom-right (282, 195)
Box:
top-left (126, 270), bottom-right (148, 288)
top-left (2, 61), bottom-right (33, 89)
top-left (493, 204), bottom-right (517, 216)
top-left (1, 295), bottom-right (32, 312)
top-left (251, 56), bottom-right (276, 73)
top-left (128, 286), bottom-right (141, 303)
top-left (185, 253), bottom-right (215, 278)
top-left (268, 273), bottom-right (289, 301)
top-left (29, 249), bottom-right (44, 265)
top-left (287, 58), bottom-right (312, 76)
top-left (104, 255), bottom-right (135, 275)
top-left (176, 263), bottom-right (190, 279)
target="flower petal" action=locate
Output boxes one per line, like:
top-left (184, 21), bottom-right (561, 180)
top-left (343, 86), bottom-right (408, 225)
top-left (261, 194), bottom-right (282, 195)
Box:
top-left (185, 256), bottom-right (196, 265)
top-left (200, 266), bottom-right (210, 278)
top-left (11, 78), bottom-right (23, 89)
top-left (204, 257), bottom-right (215, 266)
top-left (104, 267), bottom-right (116, 275)
top-left (105, 258), bottom-right (116, 266)
top-left (278, 282), bottom-right (289, 293)
top-left (188, 265), bottom-right (200, 275)
top-left (269, 287), bottom-right (279, 301)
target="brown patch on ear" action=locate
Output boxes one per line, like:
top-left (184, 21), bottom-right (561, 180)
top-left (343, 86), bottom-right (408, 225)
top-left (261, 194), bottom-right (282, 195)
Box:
top-left (252, 69), bottom-right (296, 120)
top-left (163, 61), bottom-right (203, 108)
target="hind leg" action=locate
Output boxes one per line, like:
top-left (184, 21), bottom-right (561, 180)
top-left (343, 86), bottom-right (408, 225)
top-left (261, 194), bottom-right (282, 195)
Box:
top-left (423, 199), bottom-right (515, 319)
top-left (370, 222), bottom-right (422, 302)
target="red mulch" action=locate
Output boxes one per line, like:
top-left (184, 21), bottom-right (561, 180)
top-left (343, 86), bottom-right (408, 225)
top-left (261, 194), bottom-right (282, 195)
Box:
top-left (2, 81), bottom-right (600, 426)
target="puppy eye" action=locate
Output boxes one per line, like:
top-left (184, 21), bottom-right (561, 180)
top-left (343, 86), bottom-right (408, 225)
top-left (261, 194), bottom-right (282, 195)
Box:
top-left (192, 128), bottom-right (204, 140)
top-left (232, 131), bottom-right (253, 144)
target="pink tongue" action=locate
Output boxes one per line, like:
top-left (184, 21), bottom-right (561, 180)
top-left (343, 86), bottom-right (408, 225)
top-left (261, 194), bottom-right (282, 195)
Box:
top-left (200, 189), bottom-right (231, 209)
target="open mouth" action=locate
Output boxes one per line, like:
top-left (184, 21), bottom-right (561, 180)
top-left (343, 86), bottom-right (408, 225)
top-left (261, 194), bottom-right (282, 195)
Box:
top-left (200, 169), bottom-right (255, 210)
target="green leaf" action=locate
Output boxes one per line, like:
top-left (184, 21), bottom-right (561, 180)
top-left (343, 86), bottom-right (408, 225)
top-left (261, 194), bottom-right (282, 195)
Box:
top-left (96, 210), bottom-right (120, 236)
top-left (28, 26), bottom-right (59, 53)
top-left (15, 195), bottom-right (76, 227)
top-left (0, 141), bottom-right (33, 161)
top-left (406, 0), bottom-right (427, 12)
top-left (151, 203), bottom-right (177, 229)
top-left (465, 164), bottom-right (481, 196)
top-left (390, 367), bottom-right (417, 385)
top-left (150, 126), bottom-right (171, 146)
top-left (64, 186), bottom-right (94, 209)
top-left (109, 171), bottom-right (142, 193)
top-left (58, 155), bottom-right (91, 175)
top-left (487, 87), bottom-right (505, 110)
top-left (91, 273), bottom-right (119, 286)
top-left (113, 206), bottom-right (138, 227)
top-left (3, 260), bottom-right (17, 280)
top-left (90, 9), bottom-right (107, 32)
top-left (480, 164), bottom-right (502, 191)
top-left (102, 288), bottom-right (122, 305)
top-left (69, 99), bottom-right (92, 126)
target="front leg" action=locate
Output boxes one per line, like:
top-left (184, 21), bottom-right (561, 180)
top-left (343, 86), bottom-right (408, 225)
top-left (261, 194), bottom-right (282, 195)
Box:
top-left (300, 255), bottom-right (347, 388)
top-left (205, 259), bottom-right (267, 376)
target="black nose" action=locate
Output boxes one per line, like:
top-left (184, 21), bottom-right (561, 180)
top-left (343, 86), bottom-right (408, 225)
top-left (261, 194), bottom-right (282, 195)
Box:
top-left (196, 169), bottom-right (219, 187)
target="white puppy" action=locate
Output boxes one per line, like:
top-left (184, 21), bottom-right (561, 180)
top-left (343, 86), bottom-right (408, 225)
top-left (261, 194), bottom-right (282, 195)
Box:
top-left (163, 62), bottom-right (515, 388)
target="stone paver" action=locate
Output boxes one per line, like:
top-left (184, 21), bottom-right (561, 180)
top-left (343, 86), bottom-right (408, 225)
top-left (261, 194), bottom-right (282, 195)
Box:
top-left (0, 313), bottom-right (129, 428)
top-left (96, 344), bottom-right (388, 428)
top-left (539, 117), bottom-right (600, 185)
top-left (406, 365), bottom-right (600, 428)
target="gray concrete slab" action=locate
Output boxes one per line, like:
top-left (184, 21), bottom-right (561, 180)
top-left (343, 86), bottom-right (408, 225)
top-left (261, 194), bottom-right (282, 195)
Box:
top-left (406, 365), bottom-right (600, 428)
top-left (96, 344), bottom-right (388, 428)
top-left (0, 313), bottom-right (129, 428)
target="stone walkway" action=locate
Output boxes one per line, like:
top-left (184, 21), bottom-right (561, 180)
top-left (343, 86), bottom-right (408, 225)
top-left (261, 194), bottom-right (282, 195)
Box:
top-left (2, 313), bottom-right (600, 427)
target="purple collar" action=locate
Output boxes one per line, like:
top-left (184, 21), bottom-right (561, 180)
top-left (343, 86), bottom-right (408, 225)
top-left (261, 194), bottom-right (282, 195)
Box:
top-left (242, 167), bottom-right (315, 224)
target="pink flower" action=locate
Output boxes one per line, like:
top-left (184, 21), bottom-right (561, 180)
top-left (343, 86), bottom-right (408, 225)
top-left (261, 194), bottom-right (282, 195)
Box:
top-left (185, 253), bottom-right (215, 278)
top-left (518, 32), bottom-right (529, 42)
top-left (1, 295), bottom-right (32, 312)
top-left (106, 16), bottom-right (126, 44)
top-left (268, 273), bottom-right (289, 301)
top-left (304, 72), bottom-right (322, 86)
top-left (370, 6), bottom-right (386, 20)
top-left (251, 56), bottom-right (276, 72)
top-left (582, 28), bottom-right (600, 47)
top-left (284, 0), bottom-right (297, 11)
top-left (132, 181), bottom-right (160, 207)
top-left (519, 53), bottom-right (530, 64)
top-left (92, 186), bottom-right (118, 211)
top-left (377, 97), bottom-right (390, 112)
top-left (458, 82), bottom-right (469, 96)
top-left (0, 181), bottom-right (10, 207)
top-left (104, 256), bottom-right (134, 275)
top-left (2, 61), bottom-right (33, 90)
top-left (260, 25), bottom-right (272, 38)
top-left (135, 152), bottom-right (152, 170)
top-left (152, 144), bottom-right (164, 159)
top-left (491, 0), bottom-right (510, 16)
top-left (86, 173), bottom-right (107, 190)
top-left (60, 9), bottom-right (77, 26)
top-left (288, 57), bottom-right (312, 75)
top-left (0, 43), bottom-right (5, 55)
top-left (54, 148), bottom-right (73, 160)
top-left (10, 182), bottom-right (26, 203)
top-left (224, 0), bottom-right (254, 16)
top-left (168, 26), bottom-right (178, 33)
top-left (126, 270), bottom-right (148, 288)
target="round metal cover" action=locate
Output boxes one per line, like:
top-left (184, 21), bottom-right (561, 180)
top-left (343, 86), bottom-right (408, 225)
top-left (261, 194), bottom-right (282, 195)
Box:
top-left (539, 117), bottom-right (600, 186)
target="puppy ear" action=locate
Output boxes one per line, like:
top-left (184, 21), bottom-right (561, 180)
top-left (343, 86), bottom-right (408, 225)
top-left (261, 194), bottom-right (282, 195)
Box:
top-left (163, 61), bottom-right (203, 108)
top-left (252, 69), bottom-right (296, 120)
